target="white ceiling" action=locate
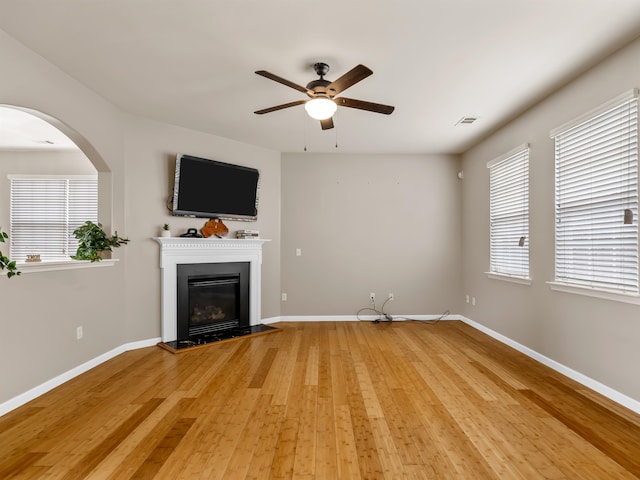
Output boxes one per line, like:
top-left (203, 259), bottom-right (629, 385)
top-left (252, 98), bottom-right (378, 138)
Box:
top-left (1, 0), bottom-right (640, 154)
top-left (0, 107), bottom-right (78, 150)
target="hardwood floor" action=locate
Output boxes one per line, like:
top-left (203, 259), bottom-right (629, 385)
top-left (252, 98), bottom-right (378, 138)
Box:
top-left (1, 321), bottom-right (640, 479)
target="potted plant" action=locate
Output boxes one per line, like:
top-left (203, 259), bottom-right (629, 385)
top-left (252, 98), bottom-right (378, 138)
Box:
top-left (161, 223), bottom-right (171, 237)
top-left (71, 221), bottom-right (129, 262)
top-left (0, 229), bottom-right (20, 278)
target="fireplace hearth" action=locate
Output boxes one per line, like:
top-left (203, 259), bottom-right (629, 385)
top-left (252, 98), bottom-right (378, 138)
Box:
top-left (159, 323), bottom-right (278, 352)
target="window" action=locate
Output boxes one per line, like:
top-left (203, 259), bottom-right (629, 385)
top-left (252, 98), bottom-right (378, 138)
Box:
top-left (552, 89), bottom-right (638, 294)
top-left (10, 175), bottom-right (98, 261)
top-left (487, 145), bottom-right (530, 279)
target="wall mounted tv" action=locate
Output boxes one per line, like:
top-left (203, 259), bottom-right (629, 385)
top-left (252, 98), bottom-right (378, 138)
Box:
top-left (172, 154), bottom-right (260, 221)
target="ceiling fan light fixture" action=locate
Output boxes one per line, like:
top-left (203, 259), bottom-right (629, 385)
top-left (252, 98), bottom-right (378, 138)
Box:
top-left (305, 98), bottom-right (337, 120)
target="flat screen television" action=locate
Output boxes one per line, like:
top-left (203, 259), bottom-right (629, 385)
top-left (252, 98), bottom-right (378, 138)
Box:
top-left (172, 154), bottom-right (260, 221)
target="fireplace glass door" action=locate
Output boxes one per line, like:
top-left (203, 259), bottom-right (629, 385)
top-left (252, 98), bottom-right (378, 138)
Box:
top-left (188, 275), bottom-right (239, 335)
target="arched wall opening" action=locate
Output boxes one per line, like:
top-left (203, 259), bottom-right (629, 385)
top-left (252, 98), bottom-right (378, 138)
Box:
top-left (0, 104), bottom-right (113, 236)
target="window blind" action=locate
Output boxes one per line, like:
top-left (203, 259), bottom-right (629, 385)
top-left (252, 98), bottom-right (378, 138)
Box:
top-left (553, 92), bottom-right (639, 293)
top-left (488, 145), bottom-right (530, 277)
top-left (10, 176), bottom-right (98, 261)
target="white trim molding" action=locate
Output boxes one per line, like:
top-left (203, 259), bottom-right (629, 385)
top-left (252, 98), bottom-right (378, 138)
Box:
top-left (3, 314), bottom-right (638, 418)
top-left (547, 281), bottom-right (640, 305)
top-left (550, 88), bottom-right (639, 138)
top-left (0, 337), bottom-right (160, 417)
top-left (486, 272), bottom-right (532, 285)
top-left (2, 259), bottom-right (118, 276)
top-left (460, 316), bottom-right (640, 415)
top-left (275, 314), bottom-right (463, 322)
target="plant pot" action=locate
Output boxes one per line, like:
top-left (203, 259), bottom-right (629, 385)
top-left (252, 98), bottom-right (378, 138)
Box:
top-left (161, 230), bottom-right (171, 237)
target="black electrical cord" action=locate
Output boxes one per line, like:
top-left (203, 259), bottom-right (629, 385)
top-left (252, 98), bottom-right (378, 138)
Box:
top-left (356, 297), bottom-right (391, 323)
top-left (357, 299), bottom-right (449, 326)
top-left (392, 309), bottom-right (450, 325)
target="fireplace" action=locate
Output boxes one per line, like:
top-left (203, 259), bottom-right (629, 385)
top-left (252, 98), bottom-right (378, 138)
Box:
top-left (154, 237), bottom-right (269, 343)
top-left (177, 262), bottom-right (250, 339)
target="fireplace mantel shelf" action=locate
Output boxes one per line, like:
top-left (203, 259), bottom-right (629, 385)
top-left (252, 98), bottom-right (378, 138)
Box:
top-left (153, 236), bottom-right (270, 342)
top-left (153, 237), bottom-right (270, 249)
top-left (153, 237), bottom-right (270, 245)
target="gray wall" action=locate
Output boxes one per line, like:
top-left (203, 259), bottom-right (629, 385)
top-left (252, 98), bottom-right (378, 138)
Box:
top-left (0, 28), bottom-right (127, 404)
top-left (460, 33), bottom-right (640, 402)
top-left (0, 28), bottom-right (282, 406)
top-left (281, 153), bottom-right (462, 317)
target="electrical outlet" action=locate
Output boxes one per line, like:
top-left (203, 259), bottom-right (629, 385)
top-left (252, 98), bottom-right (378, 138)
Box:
top-left (281, 293), bottom-right (287, 301)
top-left (76, 326), bottom-right (83, 340)
top-left (465, 294), bottom-right (470, 304)
top-left (472, 297), bottom-right (476, 306)
top-left (369, 292), bottom-right (376, 302)
top-left (295, 248), bottom-right (302, 256)
top-left (388, 293), bottom-right (394, 301)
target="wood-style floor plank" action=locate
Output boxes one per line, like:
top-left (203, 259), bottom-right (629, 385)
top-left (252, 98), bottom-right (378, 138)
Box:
top-left (1, 321), bottom-right (640, 479)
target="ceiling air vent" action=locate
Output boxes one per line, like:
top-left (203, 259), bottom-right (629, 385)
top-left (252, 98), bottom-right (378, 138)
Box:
top-left (455, 116), bottom-right (478, 126)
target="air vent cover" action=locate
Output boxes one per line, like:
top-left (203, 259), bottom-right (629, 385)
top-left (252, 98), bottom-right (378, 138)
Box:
top-left (455, 116), bottom-right (478, 125)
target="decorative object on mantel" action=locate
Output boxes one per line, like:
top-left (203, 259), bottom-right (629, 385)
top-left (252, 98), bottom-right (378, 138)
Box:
top-left (201, 218), bottom-right (229, 238)
top-left (71, 221), bottom-right (129, 262)
top-left (25, 254), bottom-right (42, 263)
top-left (160, 224), bottom-right (171, 237)
top-left (179, 228), bottom-right (203, 238)
top-left (0, 229), bottom-right (20, 278)
top-left (236, 229), bottom-right (260, 239)
top-left (158, 324), bottom-right (280, 353)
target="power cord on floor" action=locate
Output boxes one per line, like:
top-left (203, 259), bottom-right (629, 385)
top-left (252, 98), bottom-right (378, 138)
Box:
top-left (356, 296), bottom-right (392, 323)
top-left (393, 309), bottom-right (450, 325)
top-left (357, 298), bottom-right (449, 326)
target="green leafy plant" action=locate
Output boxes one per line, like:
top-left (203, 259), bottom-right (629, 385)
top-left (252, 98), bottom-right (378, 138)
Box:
top-left (0, 229), bottom-right (20, 278)
top-left (72, 221), bottom-right (129, 262)
top-left (163, 223), bottom-right (170, 231)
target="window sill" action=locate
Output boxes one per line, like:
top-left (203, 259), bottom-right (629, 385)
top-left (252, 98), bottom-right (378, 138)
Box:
top-left (485, 272), bottom-right (532, 285)
top-left (4, 259), bottom-right (119, 275)
top-left (547, 281), bottom-right (640, 305)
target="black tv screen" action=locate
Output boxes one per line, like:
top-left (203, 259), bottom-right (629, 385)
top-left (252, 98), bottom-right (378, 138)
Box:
top-left (172, 154), bottom-right (260, 221)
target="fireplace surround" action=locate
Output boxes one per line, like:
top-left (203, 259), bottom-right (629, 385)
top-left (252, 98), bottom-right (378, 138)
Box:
top-left (154, 237), bottom-right (269, 343)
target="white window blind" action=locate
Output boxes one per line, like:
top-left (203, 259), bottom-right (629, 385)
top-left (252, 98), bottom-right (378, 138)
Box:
top-left (10, 176), bottom-right (98, 261)
top-left (553, 91), bottom-right (639, 293)
top-left (488, 145), bottom-right (530, 277)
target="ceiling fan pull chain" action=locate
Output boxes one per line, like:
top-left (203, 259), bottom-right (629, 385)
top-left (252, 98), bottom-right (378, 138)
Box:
top-left (303, 107), bottom-right (308, 152)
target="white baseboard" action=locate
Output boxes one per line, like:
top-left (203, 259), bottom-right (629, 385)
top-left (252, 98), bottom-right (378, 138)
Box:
top-left (459, 316), bottom-right (640, 415)
top-left (0, 337), bottom-right (161, 417)
top-left (260, 316), bottom-right (283, 325)
top-left (273, 314), bottom-right (461, 323)
top-left (266, 314), bottom-right (640, 414)
top-left (4, 314), bottom-right (639, 418)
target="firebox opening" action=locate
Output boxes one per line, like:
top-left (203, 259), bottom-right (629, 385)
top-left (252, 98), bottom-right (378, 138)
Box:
top-left (177, 262), bottom-right (250, 341)
top-left (188, 275), bottom-right (240, 335)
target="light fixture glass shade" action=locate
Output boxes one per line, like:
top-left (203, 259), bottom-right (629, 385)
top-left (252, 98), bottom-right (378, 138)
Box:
top-left (305, 98), bottom-right (337, 120)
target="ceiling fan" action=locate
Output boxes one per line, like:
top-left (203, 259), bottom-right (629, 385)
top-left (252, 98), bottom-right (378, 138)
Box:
top-left (254, 63), bottom-right (395, 130)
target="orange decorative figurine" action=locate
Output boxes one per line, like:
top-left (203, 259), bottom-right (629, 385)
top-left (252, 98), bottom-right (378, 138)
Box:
top-left (201, 218), bottom-right (229, 238)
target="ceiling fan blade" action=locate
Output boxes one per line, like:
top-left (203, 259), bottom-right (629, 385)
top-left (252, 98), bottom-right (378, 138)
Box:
top-left (254, 100), bottom-right (306, 115)
top-left (320, 117), bottom-right (334, 130)
top-left (255, 70), bottom-right (312, 95)
top-left (326, 64), bottom-right (373, 95)
top-left (334, 97), bottom-right (395, 115)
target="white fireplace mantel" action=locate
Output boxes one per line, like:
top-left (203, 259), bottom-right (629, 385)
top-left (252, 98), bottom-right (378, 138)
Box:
top-left (154, 237), bottom-right (270, 342)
